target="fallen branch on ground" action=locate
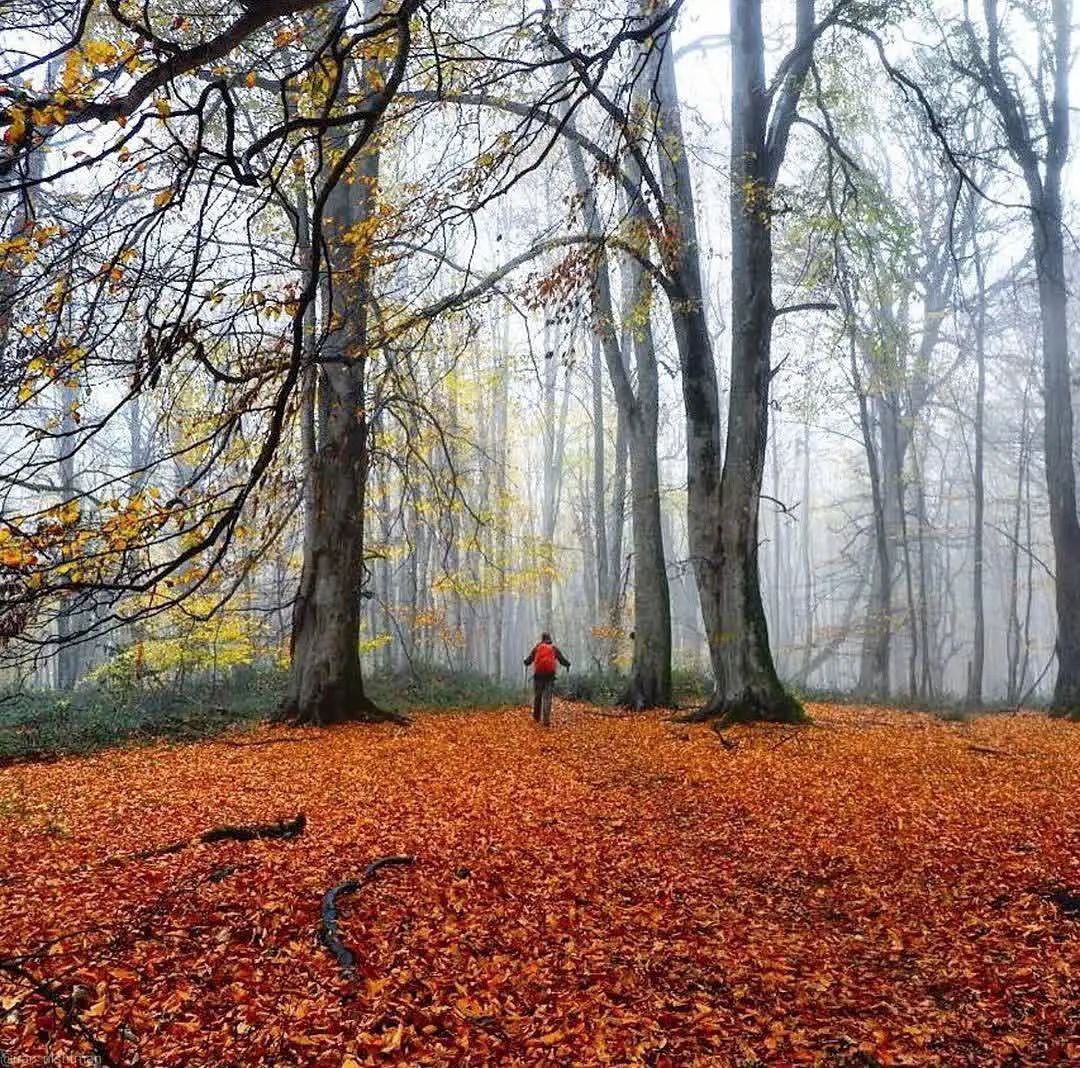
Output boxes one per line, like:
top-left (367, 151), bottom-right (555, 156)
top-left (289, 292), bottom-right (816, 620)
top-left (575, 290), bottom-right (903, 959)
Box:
top-left (0, 960), bottom-right (117, 1066)
top-left (200, 813), bottom-right (307, 843)
top-left (1046, 887), bottom-right (1080, 917)
top-left (320, 855), bottom-right (416, 976)
top-left (120, 813), bottom-right (307, 861)
top-left (709, 721), bottom-right (738, 750)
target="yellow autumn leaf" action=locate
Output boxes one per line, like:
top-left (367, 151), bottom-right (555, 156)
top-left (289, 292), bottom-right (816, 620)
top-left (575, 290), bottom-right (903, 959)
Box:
top-left (153, 188), bottom-right (174, 209)
top-left (84, 39), bottom-right (120, 66)
top-left (245, 71), bottom-right (257, 88)
top-left (62, 51), bottom-right (84, 93)
top-left (30, 105), bottom-right (64, 127)
top-left (154, 98), bottom-right (171, 117)
top-left (3, 108), bottom-right (27, 145)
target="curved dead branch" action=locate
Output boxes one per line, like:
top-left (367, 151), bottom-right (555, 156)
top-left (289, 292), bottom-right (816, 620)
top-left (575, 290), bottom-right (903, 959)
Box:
top-left (320, 854), bottom-right (415, 976)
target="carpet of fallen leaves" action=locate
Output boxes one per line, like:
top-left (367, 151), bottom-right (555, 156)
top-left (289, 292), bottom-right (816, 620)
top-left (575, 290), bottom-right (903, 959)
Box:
top-left (0, 702), bottom-right (1077, 1066)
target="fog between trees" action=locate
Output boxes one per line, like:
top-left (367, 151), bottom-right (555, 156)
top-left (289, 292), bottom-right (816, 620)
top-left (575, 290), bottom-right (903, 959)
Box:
top-left (1, 0), bottom-right (1077, 722)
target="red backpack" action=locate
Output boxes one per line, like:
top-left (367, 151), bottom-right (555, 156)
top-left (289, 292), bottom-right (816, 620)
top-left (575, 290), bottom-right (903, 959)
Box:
top-left (533, 642), bottom-right (557, 675)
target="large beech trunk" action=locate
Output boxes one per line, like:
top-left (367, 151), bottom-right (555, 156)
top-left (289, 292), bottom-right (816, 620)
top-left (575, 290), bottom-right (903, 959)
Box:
top-left (1035, 191), bottom-right (1080, 713)
top-left (693, 194), bottom-right (802, 722)
top-left (281, 414), bottom-right (395, 725)
top-left (622, 301), bottom-right (673, 709)
top-left (281, 4), bottom-right (402, 726)
top-left (659, 0), bottom-right (804, 723)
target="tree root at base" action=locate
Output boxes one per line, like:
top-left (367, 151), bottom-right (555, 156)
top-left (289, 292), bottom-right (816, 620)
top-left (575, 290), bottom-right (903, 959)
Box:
top-left (276, 695), bottom-right (410, 728)
top-left (677, 690), bottom-right (809, 726)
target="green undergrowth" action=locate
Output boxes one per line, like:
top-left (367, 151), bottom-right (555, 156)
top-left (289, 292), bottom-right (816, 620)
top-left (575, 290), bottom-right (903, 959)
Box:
top-left (792, 686), bottom-right (1037, 722)
top-left (559, 664), bottom-right (713, 707)
top-left (0, 662), bottom-right (530, 764)
top-left (0, 668), bottom-right (282, 764)
top-left (364, 663), bottom-right (523, 714)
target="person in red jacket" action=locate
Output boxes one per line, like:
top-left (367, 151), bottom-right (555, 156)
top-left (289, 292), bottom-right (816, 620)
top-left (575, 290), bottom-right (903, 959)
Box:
top-left (523, 632), bottom-right (571, 726)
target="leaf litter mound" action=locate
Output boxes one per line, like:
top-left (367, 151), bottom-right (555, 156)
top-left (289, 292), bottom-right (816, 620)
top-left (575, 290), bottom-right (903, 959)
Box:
top-left (0, 702), bottom-right (1077, 1065)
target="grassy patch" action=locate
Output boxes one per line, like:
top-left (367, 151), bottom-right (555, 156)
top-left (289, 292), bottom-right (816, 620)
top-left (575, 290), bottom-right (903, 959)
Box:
top-left (561, 664), bottom-right (713, 707)
top-left (791, 686), bottom-right (1030, 719)
top-left (0, 669), bottom-right (282, 764)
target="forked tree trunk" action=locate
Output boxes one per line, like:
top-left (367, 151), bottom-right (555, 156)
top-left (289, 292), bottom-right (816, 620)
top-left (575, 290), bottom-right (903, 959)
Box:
top-left (683, 0), bottom-right (806, 723)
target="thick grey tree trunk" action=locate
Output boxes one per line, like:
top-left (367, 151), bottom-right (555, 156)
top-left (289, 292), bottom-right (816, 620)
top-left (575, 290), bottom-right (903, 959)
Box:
top-left (282, 12), bottom-right (403, 725)
top-left (681, 0), bottom-right (806, 722)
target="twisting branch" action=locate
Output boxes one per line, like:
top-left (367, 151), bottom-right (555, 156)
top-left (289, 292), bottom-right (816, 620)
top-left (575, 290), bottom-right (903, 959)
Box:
top-left (320, 854), bottom-right (416, 976)
top-left (772, 300), bottom-right (837, 318)
top-left (0, 959), bottom-right (118, 1066)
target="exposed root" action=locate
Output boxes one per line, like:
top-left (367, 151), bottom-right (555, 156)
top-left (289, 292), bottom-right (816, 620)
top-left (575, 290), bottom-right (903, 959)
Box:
top-left (679, 688), bottom-right (809, 726)
top-left (710, 721), bottom-right (738, 750)
top-left (200, 813), bottom-right (307, 844)
top-left (277, 694), bottom-right (410, 728)
top-left (320, 855), bottom-right (415, 976)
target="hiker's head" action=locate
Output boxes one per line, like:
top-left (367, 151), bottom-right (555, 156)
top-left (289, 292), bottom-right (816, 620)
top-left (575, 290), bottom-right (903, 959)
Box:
top-left (540, 631), bottom-right (552, 644)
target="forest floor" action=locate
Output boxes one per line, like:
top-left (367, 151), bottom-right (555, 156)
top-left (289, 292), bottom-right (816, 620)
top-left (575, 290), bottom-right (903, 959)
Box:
top-left (0, 702), bottom-right (1077, 1066)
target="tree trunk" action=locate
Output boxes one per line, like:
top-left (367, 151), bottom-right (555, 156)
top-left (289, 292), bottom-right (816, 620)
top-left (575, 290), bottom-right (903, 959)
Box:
top-left (1005, 371), bottom-right (1033, 704)
top-left (283, 405), bottom-right (393, 724)
top-left (622, 300), bottom-right (672, 708)
top-left (565, 104), bottom-right (671, 705)
top-left (686, 0), bottom-right (804, 722)
top-left (798, 421), bottom-right (815, 678)
top-left (1032, 185), bottom-right (1080, 713)
top-left (966, 216), bottom-right (987, 707)
top-left (281, 14), bottom-right (402, 726)
top-left (590, 332), bottom-right (609, 614)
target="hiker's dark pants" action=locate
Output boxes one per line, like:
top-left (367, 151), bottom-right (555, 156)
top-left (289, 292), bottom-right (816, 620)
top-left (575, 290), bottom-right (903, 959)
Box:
top-left (533, 674), bottom-right (555, 725)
